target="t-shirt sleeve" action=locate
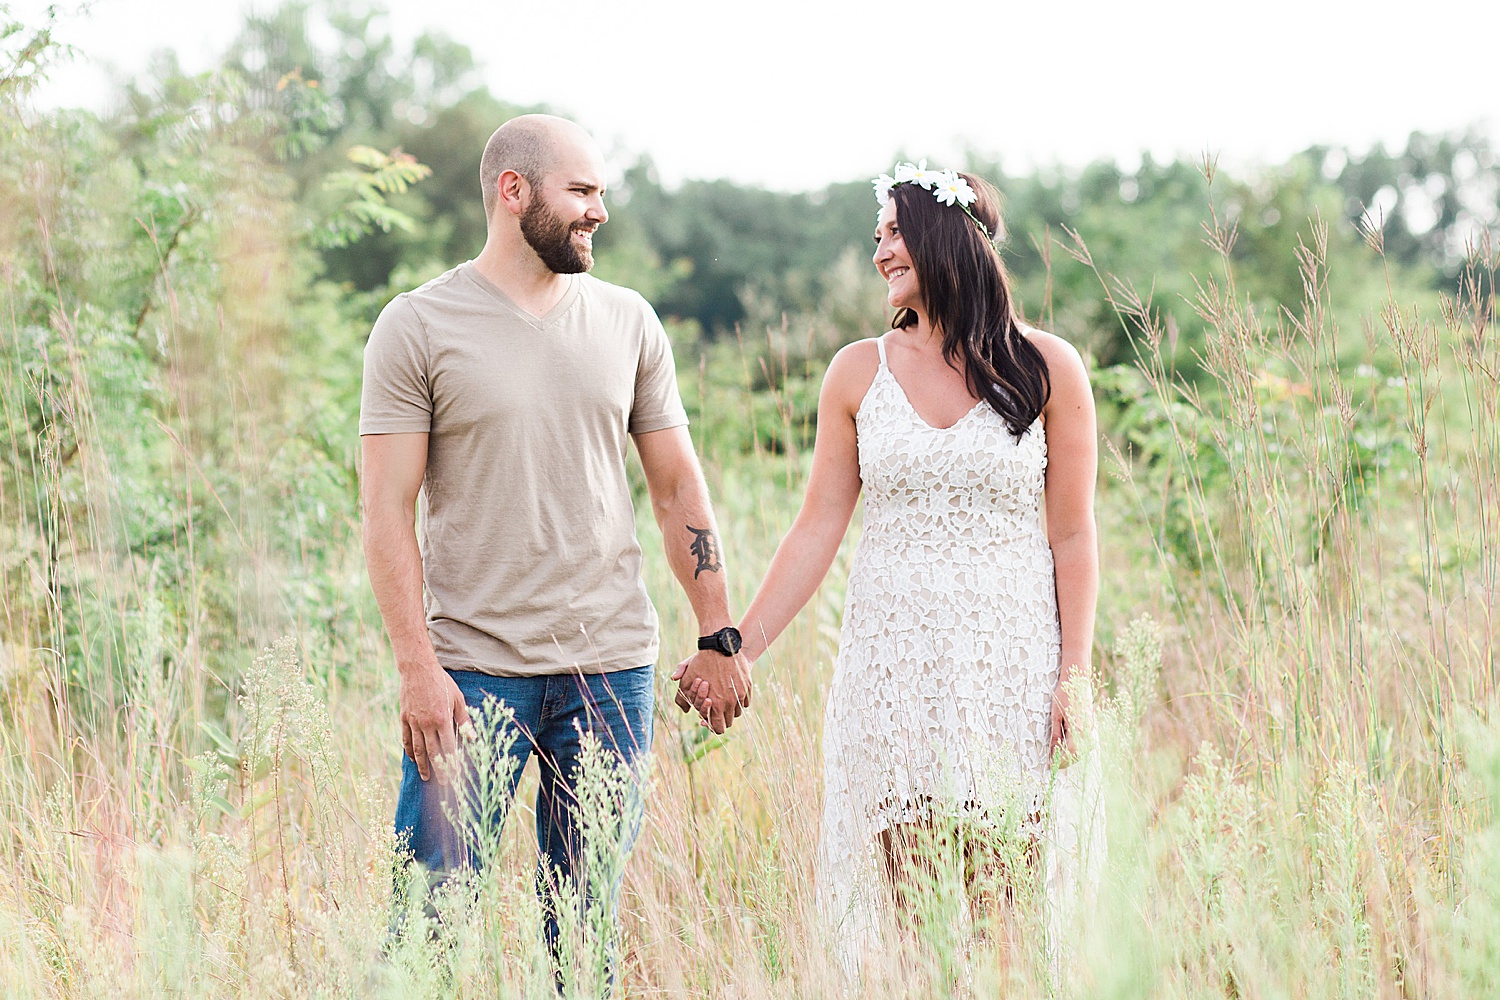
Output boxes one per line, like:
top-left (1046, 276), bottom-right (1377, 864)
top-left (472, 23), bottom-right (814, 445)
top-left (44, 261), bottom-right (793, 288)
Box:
top-left (360, 295), bottom-right (434, 435)
top-left (629, 299), bottom-right (689, 434)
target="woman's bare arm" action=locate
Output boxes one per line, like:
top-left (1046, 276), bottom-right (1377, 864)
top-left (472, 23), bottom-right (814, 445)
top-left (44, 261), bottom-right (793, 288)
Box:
top-left (1032, 331), bottom-right (1099, 752)
top-left (736, 341), bottom-right (875, 663)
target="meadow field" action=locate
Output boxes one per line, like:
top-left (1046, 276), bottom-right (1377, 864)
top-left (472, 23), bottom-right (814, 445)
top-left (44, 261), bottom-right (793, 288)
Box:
top-left (4, 6), bottom-right (1500, 997)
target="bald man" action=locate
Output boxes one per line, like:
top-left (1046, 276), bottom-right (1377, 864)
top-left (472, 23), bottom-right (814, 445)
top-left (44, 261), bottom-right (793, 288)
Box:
top-left (359, 115), bottom-right (751, 965)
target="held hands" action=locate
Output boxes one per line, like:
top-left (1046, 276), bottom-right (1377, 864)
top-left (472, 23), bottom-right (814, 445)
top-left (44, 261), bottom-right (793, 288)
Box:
top-left (399, 659), bottom-right (469, 783)
top-left (671, 648), bottom-right (752, 734)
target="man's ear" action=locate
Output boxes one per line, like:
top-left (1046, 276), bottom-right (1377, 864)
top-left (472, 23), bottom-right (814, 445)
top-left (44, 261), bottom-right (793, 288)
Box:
top-left (495, 168), bottom-right (530, 217)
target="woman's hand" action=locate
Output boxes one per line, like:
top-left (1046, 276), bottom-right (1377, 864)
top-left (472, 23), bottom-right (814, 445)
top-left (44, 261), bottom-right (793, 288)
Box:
top-left (1049, 679), bottom-right (1074, 765)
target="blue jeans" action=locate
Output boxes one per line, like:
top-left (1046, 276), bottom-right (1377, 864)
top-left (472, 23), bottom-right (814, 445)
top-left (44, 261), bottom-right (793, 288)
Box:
top-left (393, 665), bottom-right (654, 958)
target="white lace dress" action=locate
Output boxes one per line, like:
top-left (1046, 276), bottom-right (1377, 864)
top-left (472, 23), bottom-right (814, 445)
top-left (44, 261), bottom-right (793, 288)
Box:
top-left (817, 334), bottom-right (1061, 964)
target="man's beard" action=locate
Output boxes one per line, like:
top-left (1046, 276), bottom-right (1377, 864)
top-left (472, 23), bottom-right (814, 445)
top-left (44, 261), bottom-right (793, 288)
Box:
top-left (520, 197), bottom-right (594, 274)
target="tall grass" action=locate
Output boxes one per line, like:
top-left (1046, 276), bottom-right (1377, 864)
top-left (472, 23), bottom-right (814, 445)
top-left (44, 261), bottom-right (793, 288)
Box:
top-left (5, 46), bottom-right (1500, 997)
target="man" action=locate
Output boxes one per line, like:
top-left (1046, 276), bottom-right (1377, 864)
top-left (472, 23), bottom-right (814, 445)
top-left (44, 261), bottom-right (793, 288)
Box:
top-left (359, 115), bottom-right (751, 964)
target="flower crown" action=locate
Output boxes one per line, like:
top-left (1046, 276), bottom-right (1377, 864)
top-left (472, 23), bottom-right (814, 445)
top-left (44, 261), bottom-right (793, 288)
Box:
top-left (872, 160), bottom-right (994, 241)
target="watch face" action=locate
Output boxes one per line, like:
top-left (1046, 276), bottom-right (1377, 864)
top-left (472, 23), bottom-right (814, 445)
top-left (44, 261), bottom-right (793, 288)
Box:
top-left (720, 628), bottom-right (743, 655)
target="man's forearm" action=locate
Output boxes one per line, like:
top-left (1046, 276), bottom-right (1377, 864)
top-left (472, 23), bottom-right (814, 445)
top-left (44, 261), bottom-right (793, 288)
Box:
top-left (363, 505), bottom-right (437, 670)
top-left (653, 480), bottom-right (733, 633)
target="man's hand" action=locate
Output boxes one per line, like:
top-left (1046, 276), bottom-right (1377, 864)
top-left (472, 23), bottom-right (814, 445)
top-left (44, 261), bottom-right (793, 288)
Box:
top-left (399, 661), bottom-right (470, 783)
top-left (670, 649), bottom-right (752, 734)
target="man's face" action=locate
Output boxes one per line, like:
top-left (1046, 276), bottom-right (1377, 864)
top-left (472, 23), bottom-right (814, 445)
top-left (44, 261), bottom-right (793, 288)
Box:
top-left (520, 193), bottom-right (596, 274)
top-left (519, 142), bottom-right (609, 274)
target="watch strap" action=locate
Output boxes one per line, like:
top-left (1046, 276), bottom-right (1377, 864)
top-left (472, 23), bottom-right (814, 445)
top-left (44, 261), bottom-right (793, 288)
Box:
top-left (697, 626), bottom-right (742, 655)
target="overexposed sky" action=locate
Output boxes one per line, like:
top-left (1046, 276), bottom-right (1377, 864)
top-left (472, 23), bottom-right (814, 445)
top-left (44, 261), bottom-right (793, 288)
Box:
top-left (18, 0), bottom-right (1500, 190)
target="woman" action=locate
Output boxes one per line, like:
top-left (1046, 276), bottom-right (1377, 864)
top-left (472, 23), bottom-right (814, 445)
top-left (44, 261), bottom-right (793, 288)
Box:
top-left (687, 163), bottom-right (1098, 963)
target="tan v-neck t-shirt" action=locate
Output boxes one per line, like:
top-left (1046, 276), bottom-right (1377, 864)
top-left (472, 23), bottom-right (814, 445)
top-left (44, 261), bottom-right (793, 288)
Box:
top-left (359, 263), bottom-right (688, 676)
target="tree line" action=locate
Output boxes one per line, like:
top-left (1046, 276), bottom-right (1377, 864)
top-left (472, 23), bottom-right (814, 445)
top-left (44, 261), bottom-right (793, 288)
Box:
top-left (111, 1), bottom-right (1495, 369)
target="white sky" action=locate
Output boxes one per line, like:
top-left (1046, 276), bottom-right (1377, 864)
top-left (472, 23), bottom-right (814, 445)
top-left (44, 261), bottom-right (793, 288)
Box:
top-left (18, 0), bottom-right (1500, 191)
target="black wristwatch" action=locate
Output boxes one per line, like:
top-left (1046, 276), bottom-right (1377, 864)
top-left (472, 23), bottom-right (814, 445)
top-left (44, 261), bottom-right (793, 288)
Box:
top-left (697, 626), bottom-right (743, 656)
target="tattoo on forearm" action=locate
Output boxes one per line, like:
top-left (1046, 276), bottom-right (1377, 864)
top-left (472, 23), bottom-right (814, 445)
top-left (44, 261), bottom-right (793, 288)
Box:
top-left (686, 525), bottom-right (723, 578)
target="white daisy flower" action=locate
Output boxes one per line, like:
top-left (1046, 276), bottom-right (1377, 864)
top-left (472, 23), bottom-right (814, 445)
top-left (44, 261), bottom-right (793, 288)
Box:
top-left (893, 159), bottom-right (924, 184)
top-left (907, 160), bottom-right (939, 189)
top-left (933, 171), bottom-right (976, 207)
top-left (872, 173), bottom-right (896, 205)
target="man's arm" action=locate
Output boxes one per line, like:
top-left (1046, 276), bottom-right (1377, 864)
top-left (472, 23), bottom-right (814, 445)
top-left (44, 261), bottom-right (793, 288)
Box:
top-left (632, 425), bottom-right (751, 734)
top-left (361, 432), bottom-right (468, 782)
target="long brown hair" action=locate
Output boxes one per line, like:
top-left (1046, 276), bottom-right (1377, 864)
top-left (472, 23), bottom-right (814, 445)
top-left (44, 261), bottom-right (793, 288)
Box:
top-left (888, 173), bottom-right (1049, 438)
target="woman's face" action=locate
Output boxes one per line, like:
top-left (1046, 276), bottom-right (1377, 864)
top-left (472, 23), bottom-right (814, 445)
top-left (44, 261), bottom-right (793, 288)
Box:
top-left (873, 200), bottom-right (920, 312)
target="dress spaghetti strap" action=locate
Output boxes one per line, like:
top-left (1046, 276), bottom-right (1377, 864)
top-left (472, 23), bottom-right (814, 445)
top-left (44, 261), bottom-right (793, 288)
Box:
top-left (875, 333), bottom-right (888, 367)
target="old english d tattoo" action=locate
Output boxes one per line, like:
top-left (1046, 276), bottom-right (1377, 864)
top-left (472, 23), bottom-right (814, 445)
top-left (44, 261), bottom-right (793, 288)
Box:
top-left (686, 525), bottom-right (723, 578)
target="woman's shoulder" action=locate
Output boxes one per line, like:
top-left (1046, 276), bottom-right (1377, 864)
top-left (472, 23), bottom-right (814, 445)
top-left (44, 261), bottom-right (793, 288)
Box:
top-left (1020, 324), bottom-right (1083, 370)
top-left (1020, 325), bottom-right (1093, 415)
top-left (830, 336), bottom-right (883, 371)
top-left (1022, 324), bottom-right (1090, 386)
top-left (821, 337), bottom-right (884, 412)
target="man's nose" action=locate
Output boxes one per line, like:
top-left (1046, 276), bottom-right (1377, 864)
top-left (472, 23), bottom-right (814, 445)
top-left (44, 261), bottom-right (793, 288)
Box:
top-left (587, 195), bottom-right (608, 224)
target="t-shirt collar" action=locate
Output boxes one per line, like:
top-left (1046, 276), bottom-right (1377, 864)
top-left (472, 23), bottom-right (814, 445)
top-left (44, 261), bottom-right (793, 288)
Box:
top-left (461, 262), bottom-right (582, 329)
